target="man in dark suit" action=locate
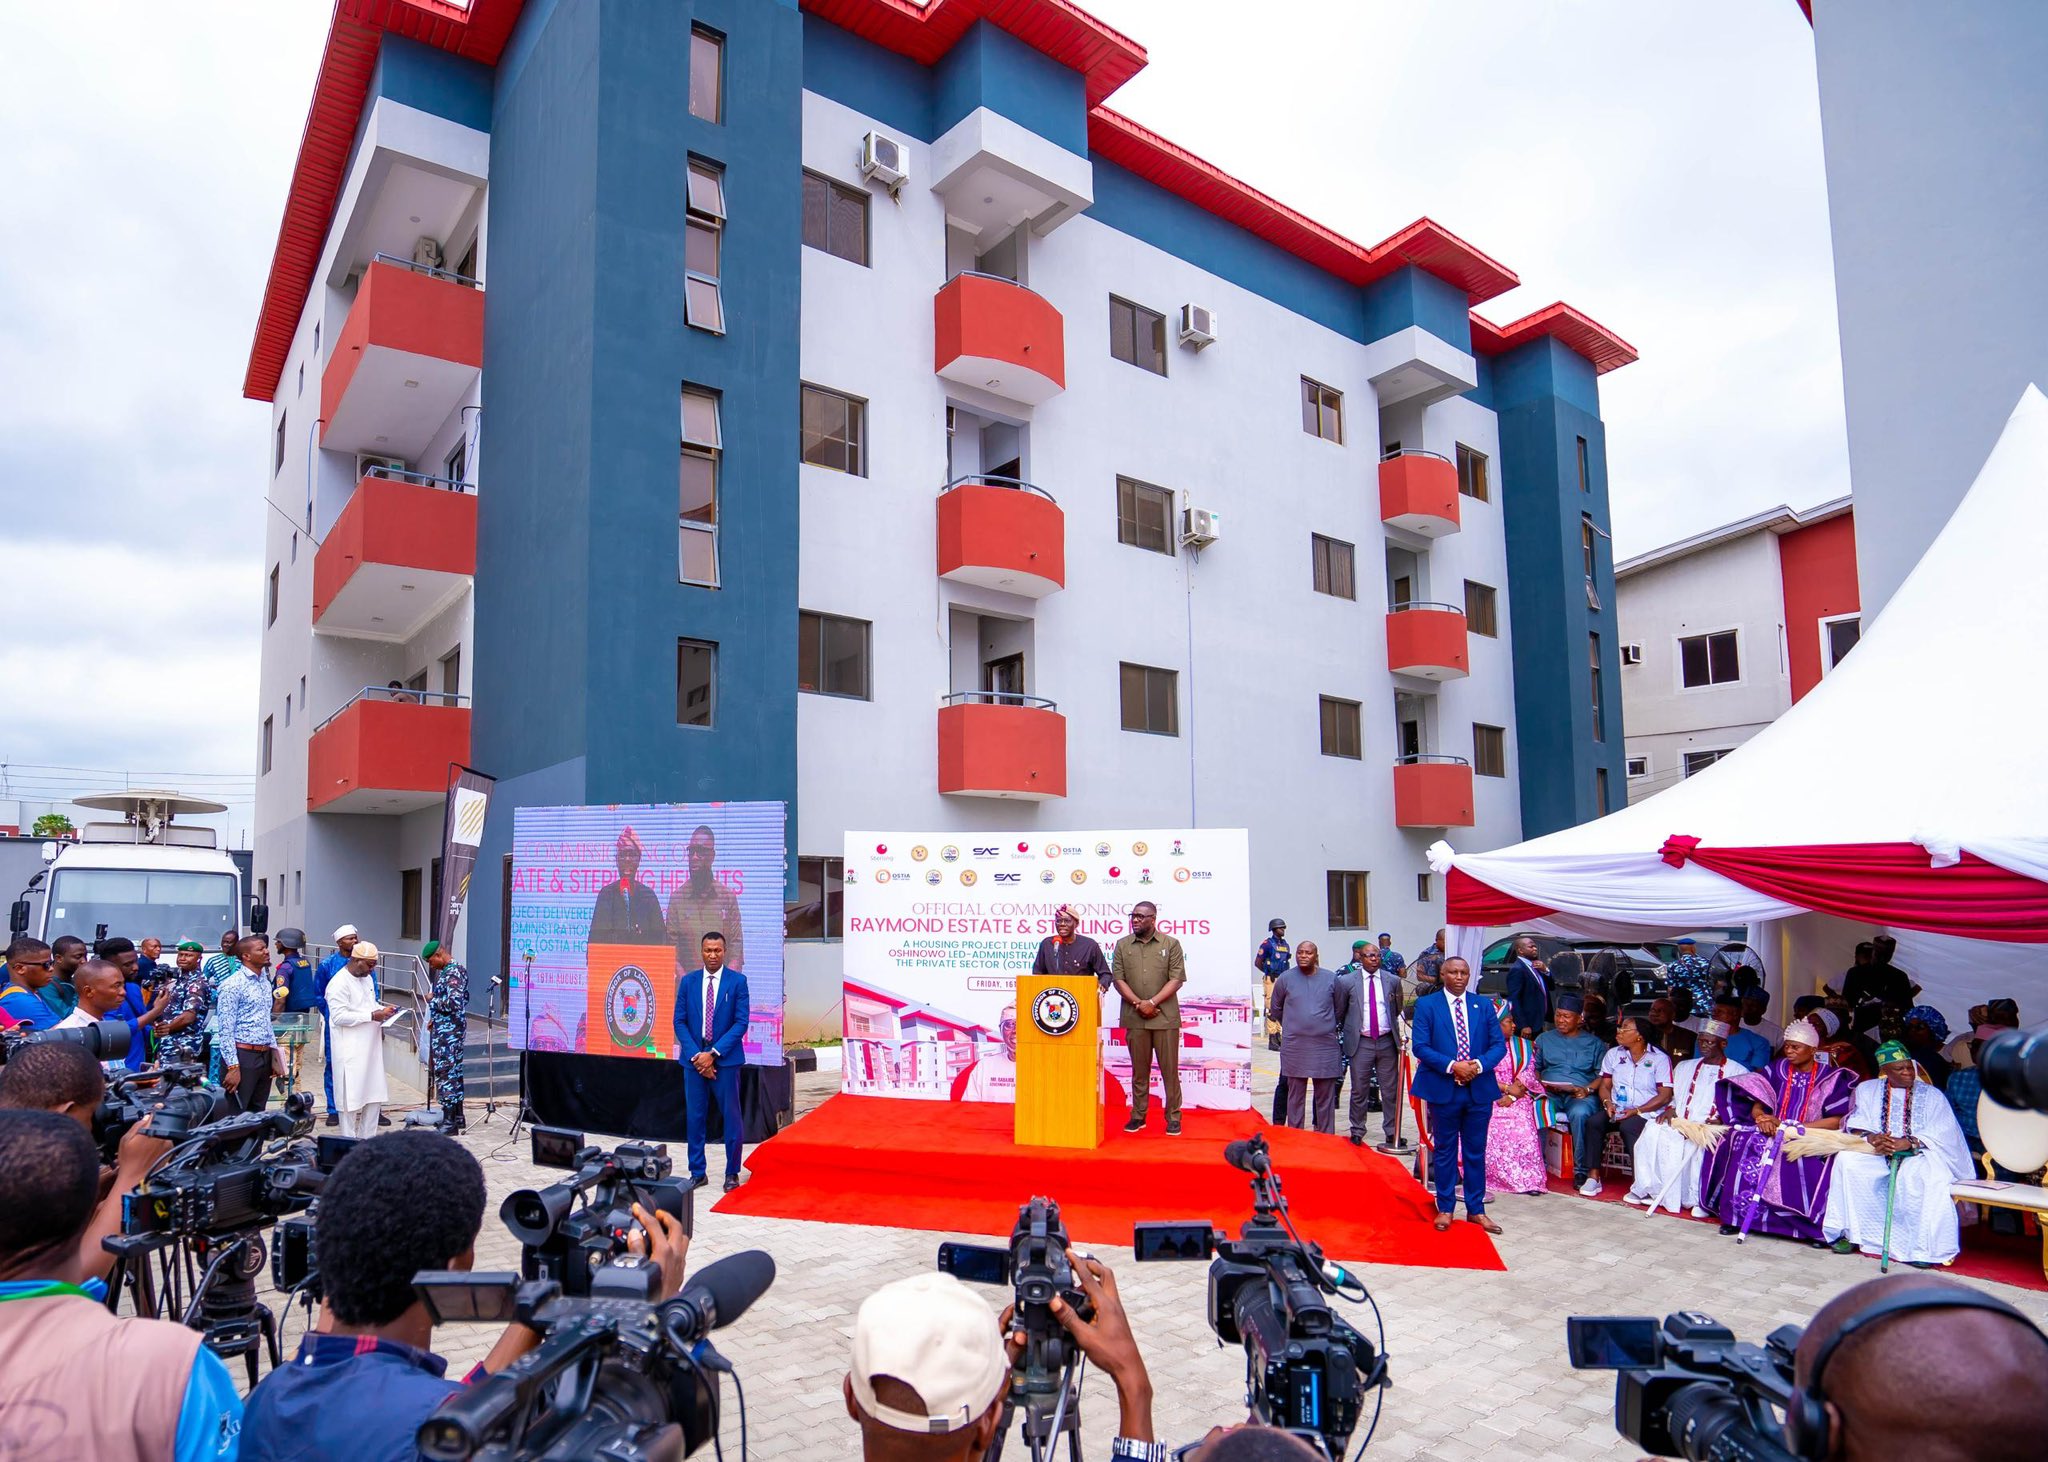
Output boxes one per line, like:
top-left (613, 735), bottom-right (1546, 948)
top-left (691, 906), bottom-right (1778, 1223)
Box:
top-left (1505, 934), bottom-right (1551, 1039)
top-left (1334, 941), bottom-right (1405, 1151)
top-left (1409, 955), bottom-right (1506, 1234)
top-left (673, 930), bottom-right (750, 1192)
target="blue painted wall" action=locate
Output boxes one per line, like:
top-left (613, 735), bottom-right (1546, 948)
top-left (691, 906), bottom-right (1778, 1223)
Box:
top-left (1360, 267), bottom-right (1473, 353)
top-left (1493, 339), bottom-right (1624, 836)
top-left (474, 0), bottom-right (802, 979)
top-left (933, 21), bottom-right (1088, 155)
top-left (372, 34), bottom-right (495, 131)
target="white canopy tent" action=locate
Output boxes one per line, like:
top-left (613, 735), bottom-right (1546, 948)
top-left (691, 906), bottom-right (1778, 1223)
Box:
top-left (1432, 385), bottom-right (2048, 1028)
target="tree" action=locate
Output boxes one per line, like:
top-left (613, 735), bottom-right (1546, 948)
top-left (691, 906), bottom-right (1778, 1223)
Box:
top-left (31, 813), bottom-right (74, 839)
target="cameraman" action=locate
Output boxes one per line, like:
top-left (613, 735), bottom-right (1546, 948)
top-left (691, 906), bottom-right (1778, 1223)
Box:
top-left (240, 1131), bottom-right (691, 1461)
top-left (0, 1110), bottom-right (242, 1459)
top-left (0, 1042), bottom-right (175, 1283)
top-left (845, 1253), bottom-right (1158, 1461)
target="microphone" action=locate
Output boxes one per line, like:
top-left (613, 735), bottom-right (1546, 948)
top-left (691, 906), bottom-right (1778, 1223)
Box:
top-left (1223, 1138), bottom-right (1270, 1175)
top-left (661, 1249), bottom-right (776, 1347)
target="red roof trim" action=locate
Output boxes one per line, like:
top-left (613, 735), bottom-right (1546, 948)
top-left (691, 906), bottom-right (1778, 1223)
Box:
top-left (244, 0), bottom-right (525, 402)
top-left (1470, 301), bottom-right (1639, 375)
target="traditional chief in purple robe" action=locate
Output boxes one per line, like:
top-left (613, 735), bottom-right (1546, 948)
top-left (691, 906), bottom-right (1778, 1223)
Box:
top-left (1700, 1016), bottom-right (1858, 1242)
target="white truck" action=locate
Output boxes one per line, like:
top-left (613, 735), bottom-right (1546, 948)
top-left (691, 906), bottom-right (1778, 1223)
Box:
top-left (8, 792), bottom-right (263, 951)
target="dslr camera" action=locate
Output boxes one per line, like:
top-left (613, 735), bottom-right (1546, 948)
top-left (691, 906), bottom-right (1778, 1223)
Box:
top-left (939, 1197), bottom-right (1094, 1461)
top-left (501, 1126), bottom-right (695, 1299)
top-left (1568, 1311), bottom-right (1803, 1461)
top-left (1135, 1135), bottom-right (1388, 1459)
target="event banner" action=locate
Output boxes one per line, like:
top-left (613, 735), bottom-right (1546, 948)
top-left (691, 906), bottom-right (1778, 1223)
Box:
top-left (434, 765), bottom-right (494, 948)
top-left (508, 802), bottom-right (785, 1066)
top-left (841, 829), bottom-right (1251, 1109)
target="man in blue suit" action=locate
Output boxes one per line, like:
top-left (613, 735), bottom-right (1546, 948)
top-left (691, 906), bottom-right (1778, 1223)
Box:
top-left (1504, 934), bottom-right (1551, 1040)
top-left (1409, 955), bottom-right (1507, 1234)
top-left (672, 930), bottom-right (749, 1192)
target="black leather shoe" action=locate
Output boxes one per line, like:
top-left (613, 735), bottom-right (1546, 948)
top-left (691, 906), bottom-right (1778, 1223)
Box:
top-left (684, 1175), bottom-right (708, 1191)
top-left (1718, 1224), bottom-right (1739, 1236)
top-left (1123, 1116), bottom-right (1145, 1133)
top-left (723, 1175), bottom-right (741, 1193)
top-left (376, 1113), bottom-right (391, 1127)
top-left (324, 1113), bottom-right (340, 1128)
top-left (1165, 1116), bottom-right (1181, 1136)
top-left (1349, 1133), bottom-right (1364, 1146)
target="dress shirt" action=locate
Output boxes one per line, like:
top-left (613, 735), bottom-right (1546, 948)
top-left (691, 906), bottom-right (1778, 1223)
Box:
top-left (1600, 1045), bottom-right (1672, 1109)
top-left (215, 967), bottom-right (278, 1047)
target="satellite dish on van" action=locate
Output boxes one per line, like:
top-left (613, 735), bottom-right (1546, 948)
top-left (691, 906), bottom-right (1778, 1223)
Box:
top-left (72, 790), bottom-right (228, 845)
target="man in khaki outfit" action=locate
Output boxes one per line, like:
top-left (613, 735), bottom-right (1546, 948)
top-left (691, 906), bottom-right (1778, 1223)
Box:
top-left (1110, 901), bottom-right (1186, 1135)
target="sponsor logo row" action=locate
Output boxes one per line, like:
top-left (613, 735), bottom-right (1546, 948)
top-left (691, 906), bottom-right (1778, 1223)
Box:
top-left (865, 839), bottom-right (1189, 862)
top-left (851, 864), bottom-right (1211, 887)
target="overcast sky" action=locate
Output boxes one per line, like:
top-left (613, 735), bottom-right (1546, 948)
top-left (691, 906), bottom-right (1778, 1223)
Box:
top-left (0, 0), bottom-right (1845, 840)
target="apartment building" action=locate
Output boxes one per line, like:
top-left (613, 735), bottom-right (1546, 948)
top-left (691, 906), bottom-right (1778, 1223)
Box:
top-left (246, 0), bottom-right (1635, 1035)
top-left (1615, 497), bottom-right (1858, 804)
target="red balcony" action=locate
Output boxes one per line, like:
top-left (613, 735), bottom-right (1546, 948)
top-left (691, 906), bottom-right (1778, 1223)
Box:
top-left (937, 695), bottom-right (1067, 800)
top-left (321, 256), bottom-right (485, 461)
top-left (934, 273), bottom-right (1065, 407)
top-left (1378, 451), bottom-right (1461, 538)
top-left (313, 471), bottom-right (476, 640)
top-left (1386, 604), bottom-right (1470, 680)
top-left (307, 690), bottom-right (471, 814)
top-left (1393, 757), bottom-right (1475, 828)
top-left (937, 478), bottom-right (1065, 597)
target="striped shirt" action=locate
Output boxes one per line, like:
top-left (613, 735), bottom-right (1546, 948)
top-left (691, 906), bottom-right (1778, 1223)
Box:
top-left (215, 967), bottom-right (278, 1048)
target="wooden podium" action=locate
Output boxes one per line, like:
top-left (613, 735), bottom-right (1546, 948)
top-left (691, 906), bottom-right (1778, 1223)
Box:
top-left (1013, 975), bottom-right (1105, 1149)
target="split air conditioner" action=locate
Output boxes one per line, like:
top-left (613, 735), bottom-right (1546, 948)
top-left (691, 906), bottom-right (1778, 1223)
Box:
top-left (1180, 506), bottom-right (1221, 548)
top-left (357, 453), bottom-right (408, 479)
top-left (861, 131), bottom-right (908, 189)
top-left (1179, 303), bottom-right (1217, 349)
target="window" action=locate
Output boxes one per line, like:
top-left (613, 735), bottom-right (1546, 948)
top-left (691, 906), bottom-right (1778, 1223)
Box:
top-left (1683, 749), bottom-right (1729, 778)
top-left (274, 414), bottom-right (287, 474)
top-left (800, 385), bottom-right (865, 475)
top-left (982, 654), bottom-right (1024, 698)
top-left (1464, 580), bottom-right (1498, 637)
top-left (267, 566), bottom-right (280, 626)
top-left (446, 440), bottom-right (468, 487)
top-left (1326, 871), bottom-right (1368, 929)
top-left (798, 611), bottom-right (871, 699)
top-left (1473, 723), bottom-right (1506, 778)
top-left (680, 385), bottom-right (721, 585)
top-left (1456, 443), bottom-right (1489, 501)
top-left (1119, 662), bottom-right (1178, 736)
top-left (257, 878), bottom-right (267, 907)
top-left (1595, 767), bottom-right (1610, 815)
top-left (1822, 614), bottom-right (1861, 672)
top-left (685, 159), bottom-right (726, 332)
top-left (1300, 377), bottom-right (1343, 442)
top-left (1108, 297), bottom-right (1167, 376)
top-left (1116, 477), bottom-right (1175, 555)
top-left (290, 531), bottom-right (298, 564)
top-left (312, 322), bottom-right (320, 356)
top-left (1621, 642), bottom-right (1643, 666)
top-left (786, 855), bottom-right (845, 940)
top-left (1625, 756), bottom-right (1648, 778)
top-left (400, 868), bottom-right (423, 942)
top-left (293, 869), bottom-right (302, 906)
top-left (283, 695), bottom-right (291, 729)
top-left (1678, 630), bottom-right (1741, 688)
top-left (1577, 435), bottom-right (1591, 493)
top-left (689, 25), bottom-right (723, 122)
top-left (802, 172), bottom-right (868, 265)
top-left (1589, 633), bottom-right (1605, 742)
top-left (298, 675), bottom-right (306, 709)
top-left (440, 648), bottom-right (461, 697)
top-left (1311, 534), bottom-right (1355, 599)
top-left (1319, 696), bottom-right (1362, 759)
top-left (1416, 872), bottom-right (1432, 902)
top-left (297, 362), bottom-right (303, 397)
top-left (676, 638), bottom-right (717, 727)
top-left (260, 716), bottom-right (273, 774)
top-left (1581, 514), bottom-right (1599, 581)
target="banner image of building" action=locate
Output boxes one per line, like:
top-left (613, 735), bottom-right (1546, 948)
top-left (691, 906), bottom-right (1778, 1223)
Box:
top-left (509, 801), bottom-right (785, 1065)
top-left (842, 828), bottom-right (1250, 1109)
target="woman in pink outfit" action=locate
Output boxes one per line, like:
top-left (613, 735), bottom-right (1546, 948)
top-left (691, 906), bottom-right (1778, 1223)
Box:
top-left (1487, 997), bottom-right (1548, 1195)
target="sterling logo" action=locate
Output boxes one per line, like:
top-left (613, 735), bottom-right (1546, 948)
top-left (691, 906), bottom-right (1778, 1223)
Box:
top-left (941, 845), bottom-right (960, 862)
top-left (911, 845), bottom-right (929, 863)
top-left (1016, 842), bottom-right (1031, 854)
top-left (1108, 866), bottom-right (1121, 879)
top-left (959, 870), bottom-right (978, 886)
top-left (994, 872), bottom-right (1021, 884)
top-left (874, 843), bottom-right (889, 856)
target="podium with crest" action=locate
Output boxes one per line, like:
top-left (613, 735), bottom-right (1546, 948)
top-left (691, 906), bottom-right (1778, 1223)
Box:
top-left (1013, 974), bottom-right (1104, 1149)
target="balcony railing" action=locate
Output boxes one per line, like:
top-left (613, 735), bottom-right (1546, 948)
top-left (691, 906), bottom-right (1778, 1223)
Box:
top-left (320, 256), bottom-right (485, 460)
top-left (362, 462), bottom-right (474, 494)
top-left (370, 251), bottom-right (482, 289)
top-left (936, 475), bottom-right (1065, 598)
top-left (307, 687), bottom-right (472, 815)
top-left (312, 686), bottom-right (470, 737)
top-left (941, 690), bottom-right (1058, 710)
top-left (939, 472), bottom-right (1056, 502)
top-left (312, 474), bottom-right (478, 639)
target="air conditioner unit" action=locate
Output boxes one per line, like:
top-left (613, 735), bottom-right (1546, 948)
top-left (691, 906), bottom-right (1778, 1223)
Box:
top-left (357, 453), bottom-right (408, 479)
top-left (1180, 506), bottom-right (1221, 548)
top-left (1178, 303), bottom-right (1217, 350)
top-left (860, 131), bottom-right (908, 189)
top-left (1620, 642), bottom-right (1643, 666)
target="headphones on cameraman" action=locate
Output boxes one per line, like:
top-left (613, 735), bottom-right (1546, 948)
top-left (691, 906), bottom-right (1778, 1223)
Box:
top-left (1782, 1283), bottom-right (2047, 1460)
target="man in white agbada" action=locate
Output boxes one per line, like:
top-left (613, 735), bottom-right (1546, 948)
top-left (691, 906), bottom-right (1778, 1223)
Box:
top-left (327, 940), bottom-right (398, 1137)
top-left (1627, 1019), bottom-right (1748, 1216)
top-left (1823, 1041), bottom-right (1975, 1266)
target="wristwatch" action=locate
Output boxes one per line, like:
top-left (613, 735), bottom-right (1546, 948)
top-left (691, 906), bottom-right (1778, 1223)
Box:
top-left (1111, 1440), bottom-right (1168, 1462)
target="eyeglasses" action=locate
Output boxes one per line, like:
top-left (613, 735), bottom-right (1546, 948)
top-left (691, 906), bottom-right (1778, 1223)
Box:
top-left (15, 958), bottom-right (52, 970)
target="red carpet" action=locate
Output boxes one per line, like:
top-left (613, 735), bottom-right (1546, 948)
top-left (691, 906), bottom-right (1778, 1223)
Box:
top-left (714, 1095), bottom-right (1503, 1271)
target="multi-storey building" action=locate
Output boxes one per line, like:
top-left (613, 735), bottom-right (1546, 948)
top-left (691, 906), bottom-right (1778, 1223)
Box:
top-left (246, 0), bottom-right (1634, 1036)
top-left (1615, 497), bottom-right (1858, 804)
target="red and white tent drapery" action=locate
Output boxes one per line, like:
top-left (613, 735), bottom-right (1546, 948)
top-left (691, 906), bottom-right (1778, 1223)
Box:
top-left (1434, 385), bottom-right (2048, 964)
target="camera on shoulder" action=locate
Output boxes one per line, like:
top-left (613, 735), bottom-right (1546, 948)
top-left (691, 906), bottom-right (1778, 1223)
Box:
top-left (500, 1125), bottom-right (695, 1299)
top-left (1567, 1310), bottom-right (1803, 1461)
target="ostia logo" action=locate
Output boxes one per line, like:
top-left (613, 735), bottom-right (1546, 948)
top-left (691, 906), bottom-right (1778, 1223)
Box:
top-left (1030, 987), bottom-right (1081, 1038)
top-left (874, 869), bottom-right (893, 884)
top-left (959, 870), bottom-right (978, 886)
top-left (1045, 844), bottom-right (1062, 858)
top-left (605, 964), bottom-right (657, 1049)
top-left (1173, 867), bottom-right (1192, 883)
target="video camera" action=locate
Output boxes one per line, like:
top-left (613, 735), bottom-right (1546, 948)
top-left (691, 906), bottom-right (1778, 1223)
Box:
top-left (938, 1197), bottom-right (1095, 1461)
top-left (1568, 1311), bottom-right (1803, 1462)
top-left (1134, 1134), bottom-right (1389, 1459)
top-left (0, 1016), bottom-right (132, 1067)
top-left (502, 1126), bottom-right (695, 1299)
top-left (94, 1063), bottom-right (234, 1163)
top-left (413, 1248), bottom-right (776, 1461)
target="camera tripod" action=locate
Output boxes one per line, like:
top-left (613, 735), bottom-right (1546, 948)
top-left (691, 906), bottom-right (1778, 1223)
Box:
top-left (104, 1227), bottom-right (282, 1386)
top-left (989, 1356), bottom-right (1085, 1462)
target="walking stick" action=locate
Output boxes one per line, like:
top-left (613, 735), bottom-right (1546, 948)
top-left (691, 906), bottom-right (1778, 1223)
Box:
top-left (1879, 1149), bottom-right (1908, 1274)
top-left (1736, 1125), bottom-right (1787, 1245)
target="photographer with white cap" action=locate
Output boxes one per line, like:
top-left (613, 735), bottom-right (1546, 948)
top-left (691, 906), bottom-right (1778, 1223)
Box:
top-left (846, 1252), bottom-right (1159, 1460)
